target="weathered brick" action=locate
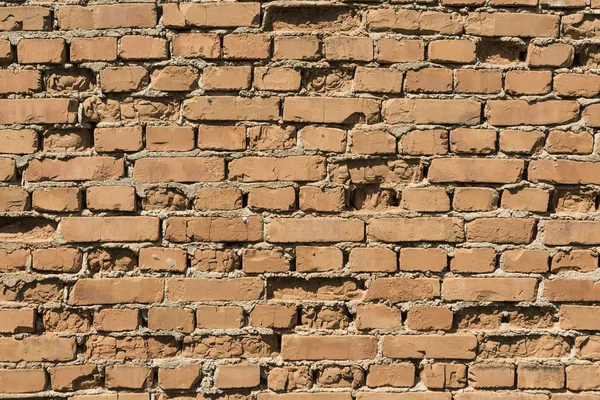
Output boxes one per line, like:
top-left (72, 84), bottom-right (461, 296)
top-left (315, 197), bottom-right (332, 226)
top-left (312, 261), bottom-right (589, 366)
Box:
top-left (62, 217), bottom-right (159, 242)
top-left (70, 278), bottom-right (164, 305)
top-left (383, 334), bottom-right (477, 359)
top-left (58, 4), bottom-right (156, 29)
top-left (444, 278), bottom-right (538, 301)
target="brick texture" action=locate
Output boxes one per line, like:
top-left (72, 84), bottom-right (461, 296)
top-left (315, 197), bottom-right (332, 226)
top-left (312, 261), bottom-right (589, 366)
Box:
top-left (0, 0), bottom-right (599, 398)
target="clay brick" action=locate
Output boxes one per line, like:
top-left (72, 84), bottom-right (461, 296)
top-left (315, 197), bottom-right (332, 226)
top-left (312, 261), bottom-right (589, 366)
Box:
top-left (527, 43), bottom-right (574, 67)
top-left (0, 129), bottom-right (38, 154)
top-left (250, 304), bottom-right (297, 328)
top-left (216, 364), bottom-right (261, 388)
top-left (105, 365), bottom-right (152, 389)
top-left (148, 307), bottom-right (194, 333)
top-left (400, 248), bottom-right (447, 272)
top-left (284, 97), bottom-right (380, 124)
top-left (274, 36), bottom-right (320, 60)
top-left (450, 128), bottom-right (497, 154)
top-left (552, 250), bottom-right (598, 273)
top-left (146, 126), bottom-right (194, 151)
top-left (93, 309), bottom-right (138, 332)
top-left (0, 70), bottom-right (41, 93)
top-left (165, 216), bottom-right (263, 243)
top-left (254, 67), bottom-right (302, 91)
top-left (49, 364), bottom-right (98, 391)
top-left (428, 40), bottom-right (476, 63)
top-left (162, 2), bottom-right (260, 28)
top-left (195, 187), bottom-right (242, 210)
top-left (70, 38), bottom-right (117, 62)
top-left (355, 304), bottom-right (402, 330)
top-left (547, 130), bottom-right (593, 154)
top-left (455, 69), bottom-right (502, 93)
top-left (281, 335), bottom-right (377, 360)
top-left (499, 129), bottom-right (546, 154)
top-left (487, 100), bottom-right (579, 126)
top-left (197, 305), bottom-right (244, 329)
top-left (120, 36), bottom-right (167, 60)
top-left (469, 364), bottom-right (515, 388)
top-left (94, 126), bottom-right (143, 152)
top-left (382, 334), bottom-right (477, 359)
top-left (0, 369), bottom-right (46, 393)
top-left (377, 39), bottom-right (424, 63)
top-left (505, 70), bottom-right (552, 95)
top-left (42, 129), bottom-right (92, 153)
top-left (386, 98), bottom-right (480, 125)
top-left (167, 277), bottom-right (263, 301)
top-left (0, 309), bottom-right (35, 333)
top-left (0, 187), bottom-right (29, 212)
top-left (566, 365), bottom-right (600, 390)
top-left (400, 129), bottom-right (448, 155)
top-left (545, 278), bottom-right (600, 301)
top-left (62, 217), bottom-right (159, 243)
top-left (405, 68), bottom-right (452, 93)
top-left (406, 306), bottom-right (453, 330)
top-left (58, 4), bottom-right (156, 29)
top-left (351, 129), bottom-right (396, 154)
top-left (172, 33), bottom-right (220, 58)
top-left (444, 278), bottom-right (537, 301)
top-left (33, 248), bottom-right (81, 273)
top-left (203, 66), bottom-right (251, 91)
top-left (453, 188), bottom-right (498, 212)
top-left (229, 156), bottom-right (325, 182)
top-left (0, 6), bottom-right (51, 30)
top-left (502, 249), bottom-right (549, 273)
top-left (365, 277), bottom-right (440, 302)
top-left (0, 98), bottom-right (77, 124)
top-left (133, 157), bottom-right (224, 183)
top-left (0, 336), bottom-right (76, 362)
top-left (422, 363), bottom-right (467, 389)
top-left (325, 36), bottom-right (373, 61)
top-left (370, 217), bottom-right (464, 243)
top-left (139, 247), bottom-right (187, 272)
top-left (152, 66), bottom-right (198, 91)
top-left (501, 187), bottom-right (549, 212)
top-left (297, 246), bottom-right (344, 272)
top-left (158, 365), bottom-right (202, 390)
top-left (70, 278), bottom-right (164, 305)
top-left (197, 125), bottom-right (246, 150)
top-left (32, 187), bottom-right (81, 212)
top-left (299, 186), bottom-right (345, 212)
top-left (86, 186), bottom-right (135, 212)
top-left (100, 66), bottom-right (148, 92)
top-left (184, 96), bottom-right (279, 121)
top-left (18, 38), bottom-right (66, 64)
top-left (467, 218), bottom-right (536, 244)
top-left (242, 248), bottom-right (290, 273)
top-left (400, 187), bottom-right (451, 212)
top-left (518, 364), bottom-right (565, 389)
top-left (349, 247), bottom-right (397, 272)
top-left (465, 12), bottom-right (559, 37)
top-left (223, 33), bottom-right (271, 59)
top-left (429, 159), bottom-right (524, 183)
top-left (300, 126), bottom-right (346, 152)
top-left (451, 248), bottom-right (497, 273)
top-left (248, 187), bottom-right (296, 211)
top-left (267, 217), bottom-right (364, 243)
top-left (367, 364), bottom-right (415, 387)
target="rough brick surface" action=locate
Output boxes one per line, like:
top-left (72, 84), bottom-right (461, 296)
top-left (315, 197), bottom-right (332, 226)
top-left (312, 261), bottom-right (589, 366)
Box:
top-left (0, 0), bottom-right (599, 397)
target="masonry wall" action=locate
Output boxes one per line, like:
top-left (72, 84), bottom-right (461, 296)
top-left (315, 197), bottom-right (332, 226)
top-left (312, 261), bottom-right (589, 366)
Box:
top-left (0, 0), bottom-right (600, 398)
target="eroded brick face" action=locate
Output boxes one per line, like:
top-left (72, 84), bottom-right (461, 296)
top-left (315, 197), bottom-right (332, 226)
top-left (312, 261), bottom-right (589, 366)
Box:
top-left (0, 0), bottom-right (598, 398)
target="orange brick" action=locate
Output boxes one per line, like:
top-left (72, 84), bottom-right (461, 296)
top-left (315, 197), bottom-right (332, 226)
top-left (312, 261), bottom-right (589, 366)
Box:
top-left (18, 38), bottom-right (66, 64)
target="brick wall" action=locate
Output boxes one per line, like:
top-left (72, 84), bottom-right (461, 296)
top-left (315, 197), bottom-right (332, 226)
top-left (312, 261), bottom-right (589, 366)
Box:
top-left (0, 0), bottom-right (599, 398)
